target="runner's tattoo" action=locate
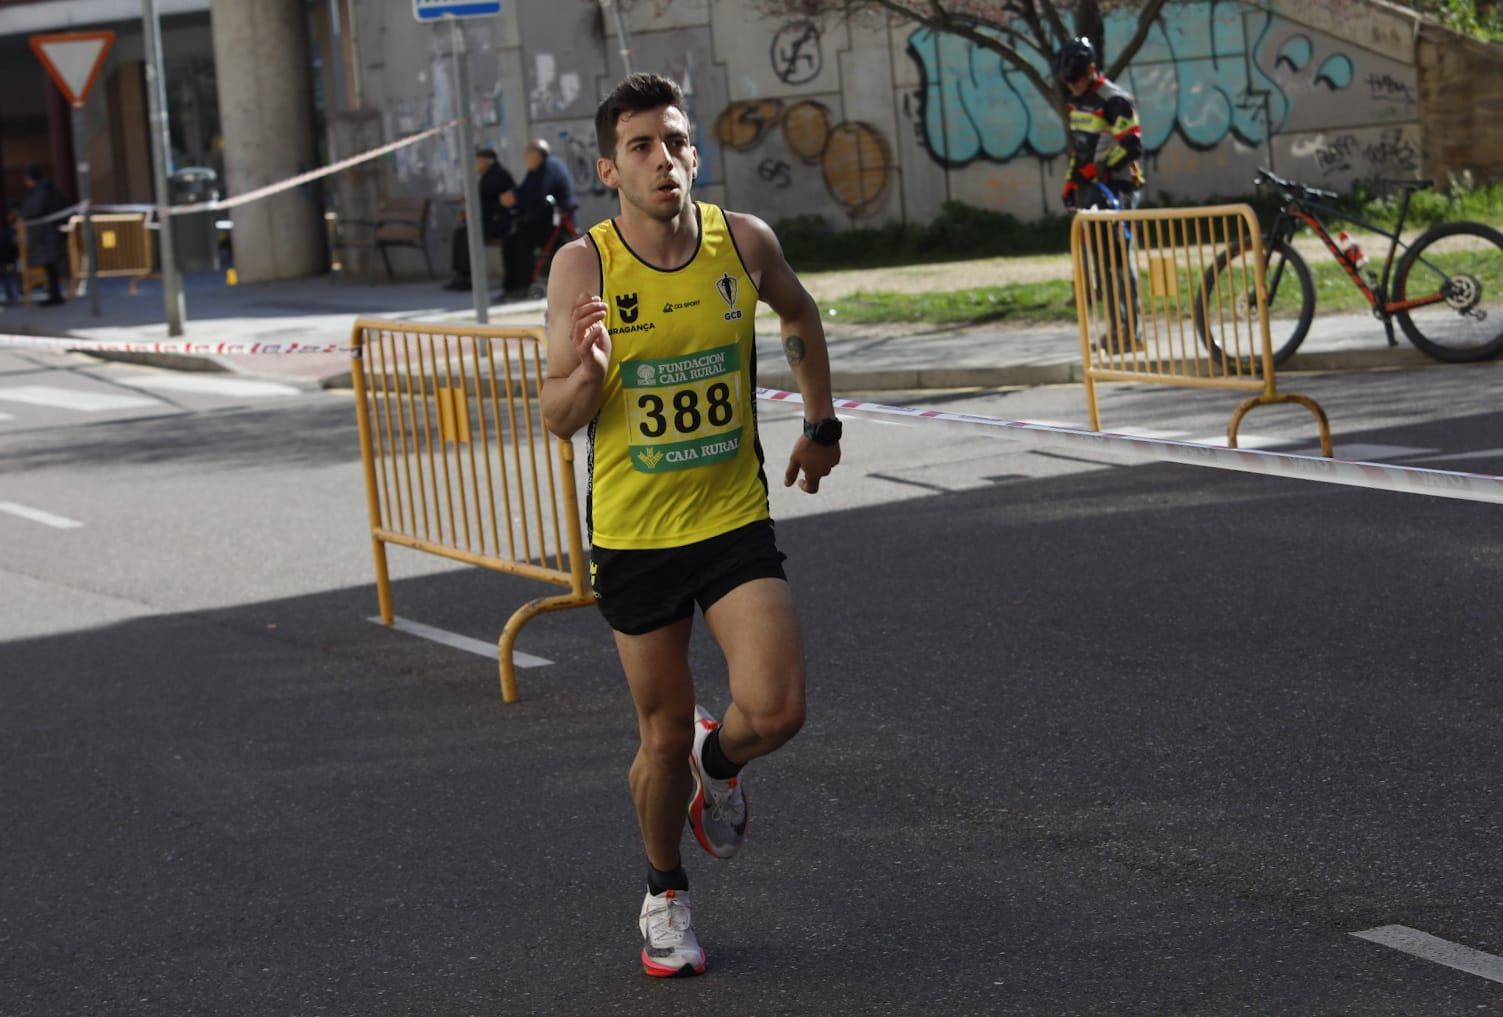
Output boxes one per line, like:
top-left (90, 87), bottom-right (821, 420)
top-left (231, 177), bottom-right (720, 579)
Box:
top-left (783, 335), bottom-right (806, 367)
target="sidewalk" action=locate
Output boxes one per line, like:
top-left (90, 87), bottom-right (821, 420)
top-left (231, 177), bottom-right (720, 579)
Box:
top-left (0, 269), bottom-right (1433, 391)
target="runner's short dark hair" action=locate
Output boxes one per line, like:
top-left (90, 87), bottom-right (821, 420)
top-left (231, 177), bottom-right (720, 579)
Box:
top-left (594, 73), bottom-right (687, 159)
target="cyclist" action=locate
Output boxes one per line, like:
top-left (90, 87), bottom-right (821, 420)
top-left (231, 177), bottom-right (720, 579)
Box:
top-left (1057, 37), bottom-right (1143, 351)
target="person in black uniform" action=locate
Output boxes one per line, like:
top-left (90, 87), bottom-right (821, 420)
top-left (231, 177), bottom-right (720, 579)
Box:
top-left (444, 147), bottom-right (516, 291)
top-left (1056, 37), bottom-right (1143, 213)
top-left (1056, 38), bottom-right (1144, 351)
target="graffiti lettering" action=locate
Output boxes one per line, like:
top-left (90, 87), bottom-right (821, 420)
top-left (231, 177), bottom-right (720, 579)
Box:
top-left (771, 20), bottom-right (822, 85)
top-left (716, 100), bottom-right (893, 218)
top-left (556, 127), bottom-right (607, 198)
top-left (716, 100), bottom-right (784, 152)
top-left (906, 0), bottom-right (1289, 167)
top-left (1364, 128), bottom-right (1417, 172)
top-left (1311, 134), bottom-right (1360, 175)
top-left (757, 158), bottom-right (793, 189)
top-left (1366, 73), bottom-right (1416, 106)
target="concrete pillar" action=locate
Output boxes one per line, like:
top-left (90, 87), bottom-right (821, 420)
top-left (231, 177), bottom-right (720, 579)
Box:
top-left (210, 0), bottom-right (324, 281)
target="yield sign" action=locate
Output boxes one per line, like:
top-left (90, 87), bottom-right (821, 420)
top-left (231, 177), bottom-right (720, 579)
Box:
top-left (29, 30), bottom-right (116, 109)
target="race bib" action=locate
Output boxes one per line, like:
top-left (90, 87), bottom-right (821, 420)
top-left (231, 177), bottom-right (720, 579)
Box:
top-left (622, 344), bottom-right (744, 473)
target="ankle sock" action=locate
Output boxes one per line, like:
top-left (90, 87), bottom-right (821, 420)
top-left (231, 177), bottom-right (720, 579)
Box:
top-left (701, 727), bottom-right (745, 781)
top-left (647, 862), bottom-right (689, 896)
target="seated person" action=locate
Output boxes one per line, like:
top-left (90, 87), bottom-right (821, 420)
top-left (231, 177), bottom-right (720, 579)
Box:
top-left (444, 147), bottom-right (517, 291)
top-left (499, 139), bottom-right (577, 297)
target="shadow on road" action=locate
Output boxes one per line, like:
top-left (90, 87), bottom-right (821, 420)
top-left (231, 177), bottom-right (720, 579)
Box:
top-left (6, 417), bottom-right (1503, 1015)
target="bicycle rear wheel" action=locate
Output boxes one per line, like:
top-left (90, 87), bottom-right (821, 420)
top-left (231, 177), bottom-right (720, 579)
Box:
top-left (1194, 235), bottom-right (1314, 370)
top-left (1394, 220), bottom-right (1503, 362)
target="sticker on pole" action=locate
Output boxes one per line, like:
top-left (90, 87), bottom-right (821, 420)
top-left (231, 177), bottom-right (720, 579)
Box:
top-left (29, 31), bottom-right (116, 109)
top-left (414, 0), bottom-right (501, 20)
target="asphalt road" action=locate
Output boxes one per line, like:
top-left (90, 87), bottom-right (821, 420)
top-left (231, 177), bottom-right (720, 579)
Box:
top-left (4, 347), bottom-right (1503, 1016)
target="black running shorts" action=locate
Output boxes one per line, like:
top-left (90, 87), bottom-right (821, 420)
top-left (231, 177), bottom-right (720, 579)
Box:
top-left (589, 519), bottom-right (788, 635)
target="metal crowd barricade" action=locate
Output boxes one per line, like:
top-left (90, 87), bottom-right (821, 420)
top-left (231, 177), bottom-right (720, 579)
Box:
top-left (67, 212), bottom-right (156, 294)
top-left (1070, 203), bottom-right (1332, 455)
top-left (349, 318), bottom-right (592, 702)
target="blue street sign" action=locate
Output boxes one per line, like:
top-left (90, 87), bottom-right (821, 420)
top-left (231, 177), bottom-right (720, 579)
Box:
top-left (414, 0), bottom-right (500, 20)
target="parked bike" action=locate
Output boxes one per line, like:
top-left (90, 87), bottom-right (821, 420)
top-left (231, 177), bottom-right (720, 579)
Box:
top-left (1195, 168), bottom-right (1503, 367)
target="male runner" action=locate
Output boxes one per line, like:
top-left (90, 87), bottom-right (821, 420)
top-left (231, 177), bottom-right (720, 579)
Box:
top-left (540, 73), bottom-right (841, 977)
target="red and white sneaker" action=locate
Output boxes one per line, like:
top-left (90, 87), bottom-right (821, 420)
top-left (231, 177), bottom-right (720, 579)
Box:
top-left (688, 706), bottom-right (748, 860)
top-left (639, 889), bottom-right (705, 977)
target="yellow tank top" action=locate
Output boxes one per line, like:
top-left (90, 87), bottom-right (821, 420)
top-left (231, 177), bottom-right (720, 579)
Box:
top-left (585, 202), bottom-right (768, 550)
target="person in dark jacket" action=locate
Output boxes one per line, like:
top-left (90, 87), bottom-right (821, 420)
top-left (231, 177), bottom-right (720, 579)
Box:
top-left (16, 165), bottom-right (70, 306)
top-left (0, 204), bottom-right (19, 306)
top-left (499, 139), bottom-right (577, 297)
top-left (444, 147), bottom-right (517, 291)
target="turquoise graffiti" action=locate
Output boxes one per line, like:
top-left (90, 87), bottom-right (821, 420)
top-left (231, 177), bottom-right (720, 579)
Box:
top-left (908, 0), bottom-right (1293, 165)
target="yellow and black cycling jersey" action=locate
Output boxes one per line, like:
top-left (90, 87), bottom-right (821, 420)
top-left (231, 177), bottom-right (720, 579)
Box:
top-left (1065, 74), bottom-right (1145, 194)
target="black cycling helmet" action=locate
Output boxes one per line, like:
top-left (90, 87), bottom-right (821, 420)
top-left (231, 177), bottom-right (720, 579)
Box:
top-left (1054, 37), bottom-right (1096, 83)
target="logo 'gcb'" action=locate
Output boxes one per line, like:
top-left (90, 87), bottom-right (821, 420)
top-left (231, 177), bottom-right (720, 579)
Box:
top-left (616, 292), bottom-right (640, 324)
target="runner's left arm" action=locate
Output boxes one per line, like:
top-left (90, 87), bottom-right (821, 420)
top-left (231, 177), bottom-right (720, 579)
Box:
top-left (726, 211), bottom-right (840, 494)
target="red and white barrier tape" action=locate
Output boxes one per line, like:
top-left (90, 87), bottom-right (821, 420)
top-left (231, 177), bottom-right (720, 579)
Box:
top-left (0, 334), bottom-right (350, 356)
top-left (0, 341), bottom-right (1493, 505)
top-left (756, 388), bottom-right (1503, 506)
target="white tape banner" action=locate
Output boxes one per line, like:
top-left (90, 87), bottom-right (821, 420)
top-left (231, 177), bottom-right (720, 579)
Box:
top-left (12, 120), bottom-right (457, 227)
top-left (0, 338), bottom-right (1496, 506)
top-left (166, 120), bottom-right (458, 215)
top-left (756, 388), bottom-right (1503, 507)
top-left (0, 334), bottom-right (350, 356)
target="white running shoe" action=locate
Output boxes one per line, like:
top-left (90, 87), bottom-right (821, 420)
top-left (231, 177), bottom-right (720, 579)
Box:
top-left (639, 889), bottom-right (705, 977)
top-left (688, 706), bottom-right (749, 860)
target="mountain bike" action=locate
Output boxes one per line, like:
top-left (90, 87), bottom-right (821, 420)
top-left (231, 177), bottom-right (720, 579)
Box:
top-left (1195, 168), bottom-right (1503, 366)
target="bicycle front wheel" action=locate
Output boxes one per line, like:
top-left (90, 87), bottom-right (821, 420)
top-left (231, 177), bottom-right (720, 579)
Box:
top-left (1394, 221), bottom-right (1503, 362)
top-left (1195, 235), bottom-right (1314, 370)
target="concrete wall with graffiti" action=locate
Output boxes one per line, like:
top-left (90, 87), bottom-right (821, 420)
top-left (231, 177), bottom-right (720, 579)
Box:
top-left (350, 0), bottom-right (1439, 243)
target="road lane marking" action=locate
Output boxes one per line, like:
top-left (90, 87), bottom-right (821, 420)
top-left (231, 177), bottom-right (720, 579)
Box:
top-left (1351, 925), bottom-right (1503, 985)
top-left (1287, 443), bottom-right (1439, 461)
top-left (0, 385), bottom-right (158, 412)
top-left (112, 374), bottom-right (302, 398)
top-left (0, 411), bottom-right (13, 421)
top-left (369, 615), bottom-right (552, 668)
top-left (1185, 434), bottom-right (1290, 449)
top-left (0, 501), bottom-right (84, 529)
top-left (1407, 449), bottom-right (1503, 465)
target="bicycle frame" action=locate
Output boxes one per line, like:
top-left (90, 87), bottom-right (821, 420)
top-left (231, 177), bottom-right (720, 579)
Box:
top-left (1264, 191), bottom-right (1449, 325)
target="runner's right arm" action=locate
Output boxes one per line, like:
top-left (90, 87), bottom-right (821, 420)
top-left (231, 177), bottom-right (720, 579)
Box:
top-left (541, 237), bottom-right (609, 439)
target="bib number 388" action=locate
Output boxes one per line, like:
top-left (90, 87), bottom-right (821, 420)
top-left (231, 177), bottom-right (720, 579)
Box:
top-left (623, 344), bottom-right (743, 473)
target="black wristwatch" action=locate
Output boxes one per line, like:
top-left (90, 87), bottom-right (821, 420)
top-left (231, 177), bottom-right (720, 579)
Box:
top-left (803, 416), bottom-right (843, 446)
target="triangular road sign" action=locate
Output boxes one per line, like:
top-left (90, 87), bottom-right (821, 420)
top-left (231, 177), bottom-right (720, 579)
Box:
top-left (29, 31), bottom-right (116, 109)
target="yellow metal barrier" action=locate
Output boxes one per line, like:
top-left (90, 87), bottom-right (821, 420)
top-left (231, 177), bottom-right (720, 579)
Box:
top-left (349, 318), bottom-right (593, 702)
top-left (67, 213), bottom-right (156, 294)
top-left (1071, 203), bottom-right (1332, 455)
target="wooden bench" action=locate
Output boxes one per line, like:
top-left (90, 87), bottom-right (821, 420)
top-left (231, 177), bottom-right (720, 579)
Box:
top-left (332, 196), bottom-right (433, 280)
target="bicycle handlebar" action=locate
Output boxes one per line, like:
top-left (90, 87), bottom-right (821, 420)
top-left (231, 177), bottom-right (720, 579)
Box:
top-left (1253, 167), bottom-right (1338, 201)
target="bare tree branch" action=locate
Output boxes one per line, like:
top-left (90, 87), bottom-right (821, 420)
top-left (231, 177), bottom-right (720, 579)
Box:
top-left (1105, 0), bottom-right (1174, 76)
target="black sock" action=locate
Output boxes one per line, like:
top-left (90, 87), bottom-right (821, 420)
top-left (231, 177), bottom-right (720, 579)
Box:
top-left (701, 727), bottom-right (745, 781)
top-left (647, 862), bottom-right (688, 896)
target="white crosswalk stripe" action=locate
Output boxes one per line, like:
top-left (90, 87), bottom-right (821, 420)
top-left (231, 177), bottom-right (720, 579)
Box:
top-left (111, 374), bottom-right (302, 398)
top-left (0, 385), bottom-right (159, 412)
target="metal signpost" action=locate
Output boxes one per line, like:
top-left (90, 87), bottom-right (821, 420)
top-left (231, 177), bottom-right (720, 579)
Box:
top-left (29, 30), bottom-right (115, 318)
top-left (415, 0), bottom-right (502, 324)
top-left (143, 0), bottom-right (185, 336)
